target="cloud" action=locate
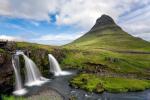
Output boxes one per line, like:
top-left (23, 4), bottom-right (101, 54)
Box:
top-left (56, 0), bottom-right (125, 29)
top-left (118, 4), bottom-right (150, 41)
top-left (0, 32), bottom-right (84, 45)
top-left (0, 0), bottom-right (150, 43)
top-left (0, 0), bottom-right (148, 27)
top-left (133, 33), bottom-right (150, 41)
top-left (30, 32), bottom-right (84, 45)
top-left (0, 0), bottom-right (58, 21)
top-left (0, 35), bottom-right (23, 41)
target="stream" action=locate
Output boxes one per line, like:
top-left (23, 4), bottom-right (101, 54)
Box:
top-left (26, 70), bottom-right (150, 100)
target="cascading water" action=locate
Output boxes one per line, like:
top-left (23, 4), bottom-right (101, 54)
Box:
top-left (12, 55), bottom-right (27, 96)
top-left (48, 54), bottom-right (71, 76)
top-left (16, 51), bottom-right (49, 87)
top-left (22, 52), bottom-right (49, 86)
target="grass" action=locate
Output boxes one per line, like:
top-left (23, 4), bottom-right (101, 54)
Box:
top-left (62, 25), bottom-right (150, 77)
top-left (14, 27), bottom-right (150, 78)
top-left (16, 42), bottom-right (54, 51)
top-left (0, 48), bottom-right (4, 53)
top-left (70, 74), bottom-right (150, 93)
top-left (67, 27), bottom-right (150, 52)
top-left (61, 48), bottom-right (150, 77)
top-left (2, 95), bottom-right (24, 100)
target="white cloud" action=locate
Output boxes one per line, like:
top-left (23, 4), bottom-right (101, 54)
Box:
top-left (0, 0), bottom-right (150, 42)
top-left (133, 33), bottom-right (150, 41)
top-left (39, 34), bottom-right (82, 41)
top-left (0, 35), bottom-right (23, 41)
top-left (118, 5), bottom-right (150, 41)
top-left (0, 0), bottom-right (148, 27)
top-left (0, 0), bottom-right (58, 21)
top-left (56, 0), bottom-right (124, 29)
top-left (30, 32), bottom-right (84, 45)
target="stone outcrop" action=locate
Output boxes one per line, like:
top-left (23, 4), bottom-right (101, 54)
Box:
top-left (90, 14), bottom-right (119, 32)
top-left (0, 52), bottom-right (13, 94)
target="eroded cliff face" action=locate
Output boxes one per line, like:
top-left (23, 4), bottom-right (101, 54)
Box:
top-left (0, 42), bottom-right (68, 94)
top-left (0, 52), bottom-right (13, 94)
top-left (0, 49), bottom-right (52, 94)
top-left (0, 41), bottom-right (16, 94)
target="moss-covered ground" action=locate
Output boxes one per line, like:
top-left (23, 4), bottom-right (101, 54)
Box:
top-left (71, 74), bottom-right (150, 93)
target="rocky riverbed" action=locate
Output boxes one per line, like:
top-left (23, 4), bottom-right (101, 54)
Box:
top-left (2, 70), bottom-right (150, 100)
top-left (26, 87), bottom-right (63, 100)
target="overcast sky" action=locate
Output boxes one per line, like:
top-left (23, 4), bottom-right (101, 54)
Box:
top-left (0, 0), bottom-right (150, 45)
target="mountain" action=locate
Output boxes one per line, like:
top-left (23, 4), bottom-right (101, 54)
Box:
top-left (90, 14), bottom-right (119, 31)
top-left (0, 15), bottom-right (150, 95)
top-left (68, 14), bottom-right (150, 52)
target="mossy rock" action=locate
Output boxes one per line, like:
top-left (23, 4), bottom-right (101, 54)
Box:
top-left (95, 83), bottom-right (104, 93)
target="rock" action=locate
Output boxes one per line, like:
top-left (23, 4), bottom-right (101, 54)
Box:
top-left (5, 41), bottom-right (16, 51)
top-left (26, 88), bottom-right (63, 100)
top-left (69, 96), bottom-right (77, 100)
top-left (95, 83), bottom-right (104, 93)
top-left (84, 62), bottom-right (108, 73)
top-left (90, 14), bottom-right (119, 32)
top-left (105, 57), bottom-right (120, 63)
top-left (0, 53), bottom-right (5, 64)
top-left (0, 53), bottom-right (13, 94)
top-left (51, 48), bottom-right (66, 63)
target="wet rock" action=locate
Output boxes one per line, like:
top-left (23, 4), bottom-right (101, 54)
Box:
top-left (51, 48), bottom-right (66, 63)
top-left (0, 53), bottom-right (5, 64)
top-left (69, 96), bottom-right (77, 100)
top-left (0, 53), bottom-right (13, 94)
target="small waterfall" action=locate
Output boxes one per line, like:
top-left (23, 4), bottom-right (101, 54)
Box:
top-left (16, 51), bottom-right (49, 87)
top-left (48, 54), bottom-right (71, 76)
top-left (12, 55), bottom-right (27, 96)
top-left (21, 52), bottom-right (49, 86)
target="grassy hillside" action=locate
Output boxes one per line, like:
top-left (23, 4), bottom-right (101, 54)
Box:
top-left (67, 26), bottom-right (150, 52)
top-left (13, 41), bottom-right (150, 77)
top-left (63, 15), bottom-right (150, 93)
top-left (62, 15), bottom-right (150, 76)
top-left (16, 42), bottom-right (55, 51)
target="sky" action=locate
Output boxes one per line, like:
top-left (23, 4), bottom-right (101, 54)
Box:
top-left (0, 0), bottom-right (150, 45)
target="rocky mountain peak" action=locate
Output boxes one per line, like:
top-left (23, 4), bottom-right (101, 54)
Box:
top-left (90, 14), bottom-right (116, 31)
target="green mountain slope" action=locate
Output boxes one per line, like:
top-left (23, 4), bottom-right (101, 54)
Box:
top-left (62, 15), bottom-right (150, 78)
top-left (65, 15), bottom-right (150, 93)
top-left (68, 15), bottom-right (150, 52)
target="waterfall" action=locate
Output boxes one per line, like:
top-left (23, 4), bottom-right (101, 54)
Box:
top-left (16, 51), bottom-right (49, 87)
top-left (12, 51), bottom-right (49, 95)
top-left (21, 52), bottom-right (49, 86)
top-left (48, 54), bottom-right (71, 76)
top-left (12, 55), bottom-right (27, 96)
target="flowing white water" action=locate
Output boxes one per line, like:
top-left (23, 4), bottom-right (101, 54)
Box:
top-left (16, 51), bottom-right (49, 87)
top-left (48, 54), bottom-right (71, 76)
top-left (12, 55), bottom-right (27, 96)
top-left (22, 53), bottom-right (49, 86)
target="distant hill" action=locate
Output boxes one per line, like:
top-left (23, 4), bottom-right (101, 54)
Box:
top-left (68, 14), bottom-right (150, 52)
